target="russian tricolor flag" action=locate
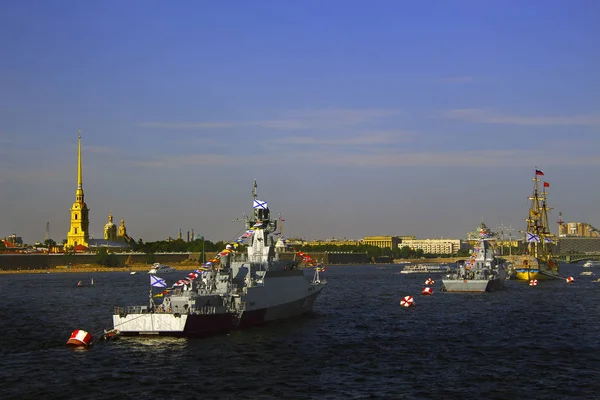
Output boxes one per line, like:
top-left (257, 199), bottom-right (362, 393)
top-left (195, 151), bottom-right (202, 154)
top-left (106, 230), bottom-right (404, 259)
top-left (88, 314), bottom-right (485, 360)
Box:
top-left (535, 169), bottom-right (544, 176)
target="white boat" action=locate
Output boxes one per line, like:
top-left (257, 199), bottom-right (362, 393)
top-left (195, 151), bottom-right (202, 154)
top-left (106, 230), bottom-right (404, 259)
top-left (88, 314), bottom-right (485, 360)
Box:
top-left (580, 271), bottom-right (594, 276)
top-left (583, 260), bottom-right (600, 268)
top-left (148, 263), bottom-right (177, 274)
top-left (112, 181), bottom-right (327, 337)
top-left (400, 264), bottom-right (451, 274)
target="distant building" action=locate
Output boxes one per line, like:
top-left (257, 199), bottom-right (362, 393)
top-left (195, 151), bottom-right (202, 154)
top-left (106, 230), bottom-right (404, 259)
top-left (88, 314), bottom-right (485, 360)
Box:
top-left (558, 222), bottom-right (600, 238)
top-left (2, 234), bottom-right (23, 246)
top-left (104, 213), bottom-right (118, 241)
top-left (398, 235), bottom-right (416, 241)
top-left (400, 238), bottom-right (461, 254)
top-left (361, 236), bottom-right (400, 250)
top-left (305, 238), bottom-right (361, 246)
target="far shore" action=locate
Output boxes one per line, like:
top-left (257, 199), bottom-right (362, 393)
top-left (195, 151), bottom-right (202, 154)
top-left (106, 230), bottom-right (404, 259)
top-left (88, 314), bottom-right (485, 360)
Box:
top-left (0, 258), bottom-right (463, 274)
top-left (0, 262), bottom-right (195, 275)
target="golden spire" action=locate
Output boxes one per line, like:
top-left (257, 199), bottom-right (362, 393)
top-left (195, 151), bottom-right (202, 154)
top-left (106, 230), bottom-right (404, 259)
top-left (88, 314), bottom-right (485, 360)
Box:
top-left (77, 131), bottom-right (82, 190)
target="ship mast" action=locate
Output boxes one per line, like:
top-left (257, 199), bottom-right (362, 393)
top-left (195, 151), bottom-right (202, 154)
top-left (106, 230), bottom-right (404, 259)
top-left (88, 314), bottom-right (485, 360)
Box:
top-left (525, 168), bottom-right (554, 261)
top-left (526, 170), bottom-right (542, 258)
top-left (540, 182), bottom-right (554, 257)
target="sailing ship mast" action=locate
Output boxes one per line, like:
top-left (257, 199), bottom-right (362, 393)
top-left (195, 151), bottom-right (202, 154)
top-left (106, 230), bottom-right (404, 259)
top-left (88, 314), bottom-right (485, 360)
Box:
top-left (525, 169), bottom-right (554, 261)
top-left (540, 181), bottom-right (554, 256)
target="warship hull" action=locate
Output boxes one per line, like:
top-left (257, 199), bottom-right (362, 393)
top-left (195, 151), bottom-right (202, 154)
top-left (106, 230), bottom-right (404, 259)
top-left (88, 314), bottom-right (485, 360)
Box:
top-left (442, 276), bottom-right (505, 292)
top-left (113, 285), bottom-right (325, 337)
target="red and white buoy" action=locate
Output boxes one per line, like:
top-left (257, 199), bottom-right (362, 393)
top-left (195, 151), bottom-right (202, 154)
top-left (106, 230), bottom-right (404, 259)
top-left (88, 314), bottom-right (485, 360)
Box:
top-left (529, 279), bottom-right (538, 286)
top-left (424, 278), bottom-right (435, 285)
top-left (66, 329), bottom-right (93, 347)
top-left (421, 287), bottom-right (433, 296)
top-left (566, 276), bottom-right (575, 283)
top-left (400, 295), bottom-right (415, 307)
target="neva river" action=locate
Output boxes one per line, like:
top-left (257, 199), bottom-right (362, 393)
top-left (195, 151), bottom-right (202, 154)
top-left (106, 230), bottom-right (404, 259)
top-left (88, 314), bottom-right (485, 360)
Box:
top-left (1, 263), bottom-right (599, 399)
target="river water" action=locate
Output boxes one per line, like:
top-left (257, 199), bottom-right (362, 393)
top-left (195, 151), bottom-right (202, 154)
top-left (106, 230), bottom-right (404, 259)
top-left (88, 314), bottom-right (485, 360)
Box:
top-left (1, 263), bottom-right (599, 399)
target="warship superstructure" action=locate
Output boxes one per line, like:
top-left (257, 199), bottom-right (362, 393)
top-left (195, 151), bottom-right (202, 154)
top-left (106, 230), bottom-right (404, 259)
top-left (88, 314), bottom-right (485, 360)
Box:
top-left (112, 181), bottom-right (327, 337)
top-left (442, 222), bottom-right (507, 292)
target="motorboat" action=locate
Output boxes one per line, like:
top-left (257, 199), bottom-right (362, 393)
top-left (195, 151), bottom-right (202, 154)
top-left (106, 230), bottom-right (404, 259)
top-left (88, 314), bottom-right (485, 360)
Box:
top-left (148, 263), bottom-right (177, 274)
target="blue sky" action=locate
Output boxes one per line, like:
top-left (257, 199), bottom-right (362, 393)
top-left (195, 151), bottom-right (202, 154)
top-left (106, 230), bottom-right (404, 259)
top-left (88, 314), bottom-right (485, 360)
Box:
top-left (1, 0), bottom-right (599, 244)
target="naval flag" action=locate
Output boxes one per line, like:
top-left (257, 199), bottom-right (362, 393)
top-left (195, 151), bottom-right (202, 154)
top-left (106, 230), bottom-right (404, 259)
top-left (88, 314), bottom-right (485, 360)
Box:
top-left (253, 199), bottom-right (268, 210)
top-left (150, 275), bottom-right (167, 288)
top-left (526, 232), bottom-right (541, 243)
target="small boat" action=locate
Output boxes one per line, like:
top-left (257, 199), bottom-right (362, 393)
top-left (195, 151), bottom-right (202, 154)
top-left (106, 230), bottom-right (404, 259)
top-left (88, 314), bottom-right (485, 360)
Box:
top-left (583, 260), bottom-right (600, 268)
top-left (442, 222), bottom-right (507, 292)
top-left (130, 271), bottom-right (137, 275)
top-left (400, 264), bottom-right (451, 274)
top-left (76, 278), bottom-right (94, 287)
top-left (148, 263), bottom-right (177, 274)
top-left (101, 329), bottom-right (121, 341)
top-left (580, 271), bottom-right (594, 276)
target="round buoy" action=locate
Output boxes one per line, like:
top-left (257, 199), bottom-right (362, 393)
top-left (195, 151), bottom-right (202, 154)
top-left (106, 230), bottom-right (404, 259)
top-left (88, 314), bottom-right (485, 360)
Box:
top-left (424, 278), bottom-right (435, 285)
top-left (400, 295), bottom-right (415, 307)
top-left (421, 287), bottom-right (433, 296)
top-left (529, 279), bottom-right (538, 286)
top-left (566, 276), bottom-right (575, 283)
top-left (66, 329), bottom-right (93, 347)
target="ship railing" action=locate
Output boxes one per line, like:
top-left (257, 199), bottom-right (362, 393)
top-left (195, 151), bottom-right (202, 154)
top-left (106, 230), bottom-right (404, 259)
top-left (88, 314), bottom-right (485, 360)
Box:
top-left (232, 254), bottom-right (249, 262)
top-left (114, 305), bottom-right (149, 316)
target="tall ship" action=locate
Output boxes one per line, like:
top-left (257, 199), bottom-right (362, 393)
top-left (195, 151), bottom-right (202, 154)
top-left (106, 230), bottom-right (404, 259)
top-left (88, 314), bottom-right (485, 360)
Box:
top-left (511, 169), bottom-right (560, 280)
top-left (442, 221), bottom-right (507, 292)
top-left (112, 181), bottom-right (327, 337)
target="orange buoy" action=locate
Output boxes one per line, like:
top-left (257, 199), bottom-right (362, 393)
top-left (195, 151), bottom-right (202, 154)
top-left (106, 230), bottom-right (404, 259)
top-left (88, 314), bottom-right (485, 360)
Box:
top-left (66, 329), bottom-right (93, 347)
top-left (421, 287), bottom-right (433, 296)
top-left (566, 276), bottom-right (575, 283)
top-left (529, 279), bottom-right (538, 286)
top-left (424, 278), bottom-right (435, 285)
top-left (400, 295), bottom-right (415, 307)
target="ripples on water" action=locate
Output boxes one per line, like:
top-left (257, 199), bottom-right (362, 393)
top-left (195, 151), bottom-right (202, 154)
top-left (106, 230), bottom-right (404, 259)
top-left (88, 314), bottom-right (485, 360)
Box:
top-left (1, 264), bottom-right (599, 399)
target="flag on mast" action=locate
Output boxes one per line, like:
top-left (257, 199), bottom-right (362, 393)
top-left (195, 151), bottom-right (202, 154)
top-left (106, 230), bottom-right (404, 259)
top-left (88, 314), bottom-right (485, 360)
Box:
top-left (150, 275), bottom-right (167, 288)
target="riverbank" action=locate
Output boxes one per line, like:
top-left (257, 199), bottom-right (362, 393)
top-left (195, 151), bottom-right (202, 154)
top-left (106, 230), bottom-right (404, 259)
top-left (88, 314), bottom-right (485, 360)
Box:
top-left (0, 262), bottom-right (197, 275)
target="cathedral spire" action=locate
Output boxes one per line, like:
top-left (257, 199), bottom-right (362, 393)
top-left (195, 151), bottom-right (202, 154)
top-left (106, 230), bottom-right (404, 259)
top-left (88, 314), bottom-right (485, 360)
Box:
top-left (77, 131), bottom-right (82, 190)
top-left (67, 133), bottom-right (90, 248)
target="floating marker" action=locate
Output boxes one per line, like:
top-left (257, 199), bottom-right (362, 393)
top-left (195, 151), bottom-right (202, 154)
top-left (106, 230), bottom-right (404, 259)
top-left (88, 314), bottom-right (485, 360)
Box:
top-left (529, 279), bottom-right (538, 286)
top-left (424, 278), bottom-right (435, 285)
top-left (421, 287), bottom-right (433, 296)
top-left (566, 276), bottom-right (575, 283)
top-left (66, 329), bottom-right (93, 347)
top-left (400, 295), bottom-right (415, 307)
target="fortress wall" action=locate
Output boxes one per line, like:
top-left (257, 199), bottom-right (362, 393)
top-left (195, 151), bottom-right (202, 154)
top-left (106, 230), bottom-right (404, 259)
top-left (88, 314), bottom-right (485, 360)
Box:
top-left (0, 253), bottom-right (193, 270)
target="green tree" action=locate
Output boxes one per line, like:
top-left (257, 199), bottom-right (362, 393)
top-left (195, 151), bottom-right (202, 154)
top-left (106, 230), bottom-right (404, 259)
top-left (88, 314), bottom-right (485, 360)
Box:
top-left (95, 247), bottom-right (120, 267)
top-left (146, 252), bottom-right (156, 264)
top-left (44, 239), bottom-right (57, 248)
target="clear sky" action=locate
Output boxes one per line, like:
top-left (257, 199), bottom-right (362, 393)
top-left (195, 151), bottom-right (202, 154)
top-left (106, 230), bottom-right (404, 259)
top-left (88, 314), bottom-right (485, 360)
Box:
top-left (1, 0), bottom-right (599, 244)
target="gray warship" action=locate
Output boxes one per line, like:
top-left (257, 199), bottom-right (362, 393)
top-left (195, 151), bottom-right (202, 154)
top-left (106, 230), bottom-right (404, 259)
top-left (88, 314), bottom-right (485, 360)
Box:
top-left (112, 181), bottom-right (327, 337)
top-left (441, 222), bottom-right (507, 292)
